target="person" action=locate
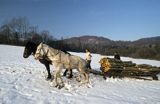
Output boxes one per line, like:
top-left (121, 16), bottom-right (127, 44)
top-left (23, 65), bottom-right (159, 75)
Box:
top-left (114, 52), bottom-right (121, 60)
top-left (85, 49), bottom-right (92, 70)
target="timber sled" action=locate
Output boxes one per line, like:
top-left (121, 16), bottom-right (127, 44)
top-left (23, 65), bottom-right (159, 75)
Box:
top-left (90, 57), bottom-right (160, 80)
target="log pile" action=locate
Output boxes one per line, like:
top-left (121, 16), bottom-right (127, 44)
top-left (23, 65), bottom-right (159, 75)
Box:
top-left (98, 57), bottom-right (160, 80)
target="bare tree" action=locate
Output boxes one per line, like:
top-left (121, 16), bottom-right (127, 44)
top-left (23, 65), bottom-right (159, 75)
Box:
top-left (40, 30), bottom-right (50, 43)
top-left (0, 24), bottom-right (11, 44)
top-left (27, 26), bottom-right (43, 43)
top-left (6, 17), bottom-right (30, 39)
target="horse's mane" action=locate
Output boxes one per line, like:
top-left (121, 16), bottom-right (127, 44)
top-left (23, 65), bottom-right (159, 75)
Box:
top-left (25, 41), bottom-right (39, 54)
top-left (42, 43), bottom-right (71, 55)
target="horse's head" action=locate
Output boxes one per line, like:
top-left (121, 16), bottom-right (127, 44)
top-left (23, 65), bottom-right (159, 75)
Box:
top-left (35, 43), bottom-right (45, 60)
top-left (23, 41), bottom-right (37, 58)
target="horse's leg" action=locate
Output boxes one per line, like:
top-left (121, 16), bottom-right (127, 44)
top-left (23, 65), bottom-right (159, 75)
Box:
top-left (84, 71), bottom-right (89, 83)
top-left (63, 69), bottom-right (73, 78)
top-left (79, 67), bottom-right (89, 85)
top-left (78, 68), bottom-right (85, 84)
top-left (83, 71), bottom-right (92, 88)
top-left (54, 67), bottom-right (64, 89)
top-left (45, 63), bottom-right (52, 80)
top-left (54, 68), bottom-right (59, 87)
top-left (63, 69), bottom-right (68, 76)
top-left (68, 69), bottom-right (73, 78)
top-left (75, 68), bottom-right (82, 82)
top-left (39, 59), bottom-right (52, 80)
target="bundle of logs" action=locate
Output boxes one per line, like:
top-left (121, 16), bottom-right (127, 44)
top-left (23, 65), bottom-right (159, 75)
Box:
top-left (91, 57), bottom-right (160, 80)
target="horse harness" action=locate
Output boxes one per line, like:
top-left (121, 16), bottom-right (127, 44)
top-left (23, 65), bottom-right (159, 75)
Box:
top-left (37, 44), bottom-right (61, 61)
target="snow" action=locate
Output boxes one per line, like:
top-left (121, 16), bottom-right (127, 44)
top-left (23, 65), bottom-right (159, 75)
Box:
top-left (0, 45), bottom-right (160, 104)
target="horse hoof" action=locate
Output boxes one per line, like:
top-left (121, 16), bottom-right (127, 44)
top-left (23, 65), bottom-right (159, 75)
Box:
top-left (87, 83), bottom-right (92, 88)
top-left (58, 85), bottom-right (64, 89)
top-left (76, 77), bottom-right (81, 82)
top-left (67, 75), bottom-right (73, 79)
top-left (46, 78), bottom-right (51, 81)
top-left (48, 75), bottom-right (52, 78)
top-left (103, 76), bottom-right (106, 80)
top-left (55, 84), bottom-right (64, 89)
top-left (54, 84), bottom-right (58, 88)
top-left (46, 76), bottom-right (52, 81)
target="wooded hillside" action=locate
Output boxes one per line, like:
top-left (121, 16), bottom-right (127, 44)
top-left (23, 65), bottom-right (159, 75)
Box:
top-left (0, 17), bottom-right (160, 60)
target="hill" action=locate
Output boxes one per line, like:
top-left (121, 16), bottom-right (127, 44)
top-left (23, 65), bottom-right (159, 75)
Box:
top-left (60, 35), bottom-right (160, 60)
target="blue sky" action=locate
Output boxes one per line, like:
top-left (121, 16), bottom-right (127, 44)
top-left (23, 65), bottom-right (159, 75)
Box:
top-left (0, 0), bottom-right (160, 40)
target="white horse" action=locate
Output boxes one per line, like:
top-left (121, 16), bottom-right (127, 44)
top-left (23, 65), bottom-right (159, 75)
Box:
top-left (34, 43), bottom-right (90, 88)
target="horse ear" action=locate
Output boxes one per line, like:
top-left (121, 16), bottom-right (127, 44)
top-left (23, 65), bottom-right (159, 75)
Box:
top-left (39, 42), bottom-right (43, 46)
top-left (37, 42), bottom-right (42, 48)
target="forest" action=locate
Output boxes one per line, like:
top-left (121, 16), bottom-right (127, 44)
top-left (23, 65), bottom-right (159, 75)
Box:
top-left (0, 17), bottom-right (160, 60)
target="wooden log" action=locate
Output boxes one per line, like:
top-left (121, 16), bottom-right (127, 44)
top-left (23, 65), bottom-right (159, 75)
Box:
top-left (100, 57), bottom-right (160, 72)
top-left (99, 57), bottom-right (160, 80)
top-left (137, 64), bottom-right (153, 69)
top-left (123, 61), bottom-right (136, 67)
top-left (99, 57), bottom-right (136, 72)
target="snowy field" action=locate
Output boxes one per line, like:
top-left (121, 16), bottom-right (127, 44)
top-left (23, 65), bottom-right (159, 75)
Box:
top-left (0, 45), bottom-right (160, 104)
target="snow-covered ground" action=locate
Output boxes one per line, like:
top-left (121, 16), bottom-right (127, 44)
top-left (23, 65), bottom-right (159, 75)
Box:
top-left (0, 45), bottom-right (160, 104)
